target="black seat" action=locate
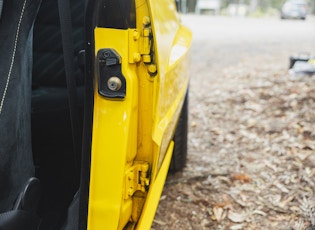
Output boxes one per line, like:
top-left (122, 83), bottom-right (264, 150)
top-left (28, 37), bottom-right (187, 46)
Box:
top-left (31, 0), bottom-right (85, 228)
top-left (31, 0), bottom-right (85, 116)
top-left (32, 0), bottom-right (85, 88)
top-left (31, 0), bottom-right (85, 171)
top-left (0, 0), bottom-right (42, 228)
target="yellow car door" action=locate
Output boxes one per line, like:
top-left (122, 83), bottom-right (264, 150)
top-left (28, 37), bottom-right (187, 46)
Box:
top-left (77, 0), bottom-right (192, 229)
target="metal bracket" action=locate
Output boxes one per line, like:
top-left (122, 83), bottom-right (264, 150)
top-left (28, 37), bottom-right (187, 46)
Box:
top-left (128, 18), bottom-right (157, 76)
top-left (124, 162), bottom-right (150, 199)
top-left (97, 49), bottom-right (126, 99)
top-left (128, 27), bottom-right (152, 63)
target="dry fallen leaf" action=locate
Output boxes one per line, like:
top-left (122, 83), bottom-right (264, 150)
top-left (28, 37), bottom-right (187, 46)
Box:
top-left (153, 219), bottom-right (166, 226)
top-left (228, 210), bottom-right (248, 223)
top-left (252, 210), bottom-right (267, 216)
top-left (213, 206), bottom-right (226, 222)
top-left (231, 174), bottom-right (252, 183)
top-left (214, 201), bottom-right (230, 209)
top-left (229, 223), bottom-right (246, 230)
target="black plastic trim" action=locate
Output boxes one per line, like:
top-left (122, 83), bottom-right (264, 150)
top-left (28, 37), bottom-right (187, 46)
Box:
top-left (78, 0), bottom-right (96, 229)
top-left (97, 49), bottom-right (126, 99)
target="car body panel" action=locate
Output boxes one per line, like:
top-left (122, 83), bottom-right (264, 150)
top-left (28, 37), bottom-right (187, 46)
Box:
top-left (86, 0), bottom-right (192, 229)
top-left (88, 28), bottom-right (139, 230)
top-left (136, 141), bottom-right (174, 229)
top-left (148, 0), bottom-right (192, 174)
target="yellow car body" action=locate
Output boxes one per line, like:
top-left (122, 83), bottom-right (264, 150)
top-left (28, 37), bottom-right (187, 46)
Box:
top-left (0, 0), bottom-right (191, 229)
top-left (88, 0), bottom-right (192, 229)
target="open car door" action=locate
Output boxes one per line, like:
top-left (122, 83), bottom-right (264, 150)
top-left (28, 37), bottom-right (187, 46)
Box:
top-left (83, 0), bottom-right (192, 229)
top-left (0, 0), bottom-right (192, 229)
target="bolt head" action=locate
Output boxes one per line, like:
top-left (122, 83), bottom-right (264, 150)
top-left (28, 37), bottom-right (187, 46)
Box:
top-left (133, 53), bottom-right (141, 62)
top-left (103, 51), bottom-right (110, 58)
top-left (148, 64), bottom-right (157, 74)
top-left (107, 76), bottom-right (122, 91)
top-left (133, 31), bottom-right (139, 40)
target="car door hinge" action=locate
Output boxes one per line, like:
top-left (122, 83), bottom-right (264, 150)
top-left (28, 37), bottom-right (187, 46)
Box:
top-left (128, 17), bottom-right (157, 75)
top-left (139, 27), bottom-right (151, 60)
top-left (124, 162), bottom-right (150, 199)
top-left (128, 28), bottom-right (152, 64)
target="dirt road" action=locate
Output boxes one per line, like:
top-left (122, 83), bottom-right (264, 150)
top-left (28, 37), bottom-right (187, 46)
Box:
top-left (153, 15), bottom-right (315, 230)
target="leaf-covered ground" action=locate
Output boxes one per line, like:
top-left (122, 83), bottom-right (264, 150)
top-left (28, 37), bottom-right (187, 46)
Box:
top-left (153, 15), bottom-right (315, 230)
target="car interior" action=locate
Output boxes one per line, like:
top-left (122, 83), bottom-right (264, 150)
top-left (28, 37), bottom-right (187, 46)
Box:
top-left (0, 0), bottom-right (85, 229)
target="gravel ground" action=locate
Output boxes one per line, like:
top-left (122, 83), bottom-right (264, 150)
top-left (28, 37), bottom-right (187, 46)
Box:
top-left (153, 15), bottom-right (315, 230)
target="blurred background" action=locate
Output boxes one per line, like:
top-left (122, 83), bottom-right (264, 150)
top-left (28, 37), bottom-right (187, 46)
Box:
top-left (153, 0), bottom-right (315, 229)
top-left (176, 0), bottom-right (314, 17)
